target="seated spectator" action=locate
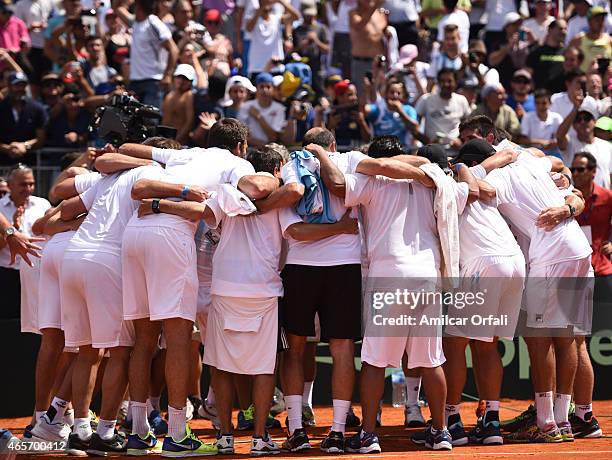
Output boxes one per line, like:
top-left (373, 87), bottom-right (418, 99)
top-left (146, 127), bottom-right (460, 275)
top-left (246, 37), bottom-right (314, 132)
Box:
top-left (551, 70), bottom-right (600, 118)
top-left (0, 72), bottom-right (47, 164)
top-left (220, 75), bottom-right (256, 118)
top-left (416, 68), bottom-right (471, 147)
top-left (427, 23), bottom-right (463, 91)
top-left (471, 83), bottom-right (521, 140)
top-left (527, 19), bottom-right (567, 93)
top-left (80, 36), bottom-right (117, 94)
top-left (324, 80), bottom-right (370, 152)
top-left (103, 9), bottom-right (130, 77)
top-left (506, 69), bottom-right (535, 120)
top-left (238, 72), bottom-right (286, 146)
top-left (45, 84), bottom-right (91, 149)
top-left (519, 88), bottom-right (563, 157)
top-left (488, 12), bottom-right (536, 89)
top-left (365, 79), bottom-right (418, 147)
top-left (568, 6), bottom-right (612, 73)
top-left (162, 64), bottom-right (196, 145)
top-left (557, 107), bottom-right (612, 188)
top-left (523, 0), bottom-right (554, 44)
top-left (437, 0), bottom-right (470, 53)
top-left (38, 72), bottom-right (64, 113)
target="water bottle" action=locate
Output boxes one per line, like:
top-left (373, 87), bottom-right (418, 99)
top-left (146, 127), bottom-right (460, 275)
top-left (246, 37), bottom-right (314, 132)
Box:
top-left (391, 369), bottom-right (406, 408)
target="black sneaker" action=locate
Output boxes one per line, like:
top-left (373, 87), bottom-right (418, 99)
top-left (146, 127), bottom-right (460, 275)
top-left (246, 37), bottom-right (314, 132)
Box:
top-left (281, 428), bottom-right (311, 452)
top-left (346, 407), bottom-right (361, 428)
top-left (569, 413), bottom-right (603, 438)
top-left (67, 432), bottom-right (90, 455)
top-left (320, 431), bottom-right (344, 454)
top-left (501, 404), bottom-right (536, 432)
top-left (86, 432), bottom-right (127, 456)
top-left (469, 414), bottom-right (503, 445)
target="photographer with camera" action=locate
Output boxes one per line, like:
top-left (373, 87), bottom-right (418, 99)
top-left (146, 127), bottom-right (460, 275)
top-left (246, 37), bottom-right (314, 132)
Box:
top-left (322, 80), bottom-right (369, 152)
top-left (45, 84), bottom-right (91, 148)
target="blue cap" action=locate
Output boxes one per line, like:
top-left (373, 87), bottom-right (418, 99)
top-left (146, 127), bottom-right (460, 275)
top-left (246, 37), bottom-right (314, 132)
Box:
top-left (255, 72), bottom-right (274, 86)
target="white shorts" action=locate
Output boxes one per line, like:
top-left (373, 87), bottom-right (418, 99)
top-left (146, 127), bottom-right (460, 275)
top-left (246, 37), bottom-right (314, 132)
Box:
top-left (361, 335), bottom-right (445, 369)
top-left (122, 227), bottom-right (198, 322)
top-left (61, 252), bottom-right (134, 348)
top-left (524, 256), bottom-right (594, 330)
top-left (38, 237), bottom-right (71, 330)
top-left (20, 258), bottom-right (42, 334)
top-left (446, 254), bottom-right (526, 342)
top-left (203, 295), bottom-right (278, 375)
top-left (196, 244), bottom-right (215, 315)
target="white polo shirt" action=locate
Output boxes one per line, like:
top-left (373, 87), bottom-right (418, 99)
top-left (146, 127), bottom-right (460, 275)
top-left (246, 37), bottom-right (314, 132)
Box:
top-left (475, 153), bottom-right (592, 268)
top-left (0, 194), bottom-right (51, 269)
top-left (281, 150), bottom-right (367, 266)
top-left (563, 136), bottom-right (612, 189)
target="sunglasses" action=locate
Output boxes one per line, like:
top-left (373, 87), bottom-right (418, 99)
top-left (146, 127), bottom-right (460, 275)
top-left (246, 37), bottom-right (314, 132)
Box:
top-left (569, 166), bottom-right (593, 173)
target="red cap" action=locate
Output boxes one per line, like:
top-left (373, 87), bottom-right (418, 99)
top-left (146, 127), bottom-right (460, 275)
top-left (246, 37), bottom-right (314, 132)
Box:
top-left (334, 79), bottom-right (351, 97)
top-left (204, 9), bottom-right (221, 23)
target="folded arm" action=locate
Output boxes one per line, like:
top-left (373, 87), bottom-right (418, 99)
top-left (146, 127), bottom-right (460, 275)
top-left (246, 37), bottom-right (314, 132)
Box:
top-left (285, 210), bottom-right (358, 241)
top-left (131, 179), bottom-right (208, 202)
top-left (255, 183), bottom-right (305, 213)
top-left (237, 175), bottom-right (280, 200)
top-left (358, 157), bottom-right (435, 188)
top-left (138, 198), bottom-right (215, 225)
top-left (118, 143), bottom-right (154, 159)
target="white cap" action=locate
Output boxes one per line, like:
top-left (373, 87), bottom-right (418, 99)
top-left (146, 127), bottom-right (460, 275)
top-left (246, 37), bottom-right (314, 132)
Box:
top-left (174, 64), bottom-right (196, 81)
top-left (272, 75), bottom-right (284, 87)
top-left (503, 12), bottom-right (522, 28)
top-left (220, 75), bottom-right (257, 107)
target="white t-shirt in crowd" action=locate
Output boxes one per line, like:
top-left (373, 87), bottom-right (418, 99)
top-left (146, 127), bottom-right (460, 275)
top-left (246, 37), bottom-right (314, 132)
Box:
top-left (0, 194), bottom-right (51, 269)
top-left (563, 136), bottom-right (612, 189)
top-left (520, 111), bottom-right (563, 143)
top-left (437, 10), bottom-right (470, 53)
top-left (209, 187), bottom-right (302, 298)
top-left (566, 15), bottom-right (588, 45)
top-left (415, 91), bottom-right (471, 142)
top-left (523, 16), bottom-right (554, 45)
top-left (127, 148), bottom-right (256, 236)
top-left (68, 165), bottom-right (163, 256)
top-left (13, 0), bottom-right (54, 49)
top-left (281, 150), bottom-right (367, 266)
top-left (476, 153), bottom-right (592, 268)
top-left (550, 92), bottom-right (600, 119)
top-left (129, 14), bottom-right (172, 81)
top-left (238, 99), bottom-right (286, 144)
top-left (485, 0), bottom-right (517, 32)
top-left (247, 11), bottom-right (284, 74)
top-left (452, 167), bottom-right (523, 268)
top-left (344, 173), bottom-right (440, 277)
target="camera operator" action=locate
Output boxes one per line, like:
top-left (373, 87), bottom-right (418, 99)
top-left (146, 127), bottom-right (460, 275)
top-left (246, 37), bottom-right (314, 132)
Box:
top-left (325, 79), bottom-right (370, 152)
top-left (46, 84), bottom-right (92, 149)
top-left (460, 39), bottom-right (499, 90)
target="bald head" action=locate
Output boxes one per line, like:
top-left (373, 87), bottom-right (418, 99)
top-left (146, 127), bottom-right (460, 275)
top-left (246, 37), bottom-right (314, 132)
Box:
top-left (302, 127), bottom-right (336, 151)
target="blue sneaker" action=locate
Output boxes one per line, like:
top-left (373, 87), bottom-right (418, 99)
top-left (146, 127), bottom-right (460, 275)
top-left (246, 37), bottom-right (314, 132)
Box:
top-left (149, 410), bottom-right (169, 436)
top-left (470, 413), bottom-right (503, 445)
top-left (237, 407), bottom-right (254, 431)
top-left (126, 431), bottom-right (162, 456)
top-left (447, 414), bottom-right (468, 446)
top-left (161, 426), bottom-right (217, 457)
top-left (425, 427), bottom-right (453, 451)
top-left (411, 420), bottom-right (432, 445)
top-left (344, 430), bottom-right (382, 454)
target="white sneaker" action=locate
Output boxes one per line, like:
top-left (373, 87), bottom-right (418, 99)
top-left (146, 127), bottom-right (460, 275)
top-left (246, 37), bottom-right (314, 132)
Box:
top-left (216, 433), bottom-right (234, 454)
top-left (185, 398), bottom-right (194, 422)
top-left (405, 404), bottom-right (426, 427)
top-left (29, 414), bottom-right (70, 442)
top-left (198, 399), bottom-right (221, 430)
top-left (251, 435), bottom-right (280, 456)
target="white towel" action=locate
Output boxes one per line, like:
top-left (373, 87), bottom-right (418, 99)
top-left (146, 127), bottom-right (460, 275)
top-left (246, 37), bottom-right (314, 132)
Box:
top-left (214, 184), bottom-right (257, 217)
top-left (420, 163), bottom-right (460, 284)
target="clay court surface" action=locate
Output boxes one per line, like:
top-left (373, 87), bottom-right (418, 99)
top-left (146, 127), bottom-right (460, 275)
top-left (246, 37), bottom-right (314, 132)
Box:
top-left (3, 400), bottom-right (612, 459)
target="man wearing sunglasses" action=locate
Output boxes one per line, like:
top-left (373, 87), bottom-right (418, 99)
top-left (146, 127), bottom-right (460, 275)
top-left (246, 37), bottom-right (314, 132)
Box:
top-left (557, 106), bottom-right (612, 189)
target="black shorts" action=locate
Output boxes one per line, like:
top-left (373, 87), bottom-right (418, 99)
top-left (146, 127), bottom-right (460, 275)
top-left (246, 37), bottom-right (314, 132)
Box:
top-left (280, 264), bottom-right (362, 341)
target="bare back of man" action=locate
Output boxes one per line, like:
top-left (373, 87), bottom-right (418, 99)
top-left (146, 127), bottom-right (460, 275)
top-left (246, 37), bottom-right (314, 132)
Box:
top-left (162, 83), bottom-right (195, 144)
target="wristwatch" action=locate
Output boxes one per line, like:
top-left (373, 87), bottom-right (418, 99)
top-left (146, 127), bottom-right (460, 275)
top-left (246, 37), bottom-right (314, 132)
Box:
top-left (152, 199), bottom-right (161, 214)
top-left (567, 203), bottom-right (576, 217)
top-left (4, 226), bottom-right (16, 238)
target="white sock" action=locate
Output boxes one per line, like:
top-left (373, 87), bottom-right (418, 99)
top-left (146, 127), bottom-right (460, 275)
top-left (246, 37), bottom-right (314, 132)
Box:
top-left (47, 396), bottom-right (69, 423)
top-left (405, 377), bottom-right (421, 407)
top-left (146, 399), bottom-right (154, 417)
top-left (149, 396), bottom-right (161, 413)
top-left (553, 393), bottom-right (572, 425)
top-left (484, 400), bottom-right (500, 421)
top-left (331, 399), bottom-right (351, 433)
top-left (302, 381), bottom-right (314, 408)
top-left (35, 411), bottom-right (45, 423)
top-left (206, 387), bottom-right (216, 406)
top-left (535, 391), bottom-right (555, 430)
top-left (73, 417), bottom-right (92, 441)
top-left (168, 405), bottom-right (187, 441)
top-left (64, 409), bottom-right (75, 427)
top-left (285, 395), bottom-right (303, 435)
top-left (119, 400), bottom-right (129, 417)
top-left (444, 404), bottom-right (460, 426)
top-left (131, 401), bottom-right (151, 438)
top-left (575, 403), bottom-right (592, 421)
top-left (96, 419), bottom-right (116, 440)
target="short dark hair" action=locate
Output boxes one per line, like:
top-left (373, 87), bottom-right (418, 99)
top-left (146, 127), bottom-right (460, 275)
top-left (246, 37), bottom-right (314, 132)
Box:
top-left (302, 128), bottom-right (335, 148)
top-left (443, 23), bottom-right (459, 34)
top-left (209, 118), bottom-right (248, 152)
top-left (573, 151), bottom-right (597, 170)
top-left (85, 35), bottom-right (103, 45)
top-left (564, 69), bottom-right (586, 83)
top-left (135, 0), bottom-right (155, 15)
top-left (143, 136), bottom-right (182, 149)
top-left (246, 147), bottom-right (283, 175)
top-left (438, 68), bottom-right (457, 83)
top-left (443, 0), bottom-right (458, 12)
top-left (59, 152), bottom-right (83, 171)
top-left (368, 135), bottom-right (405, 158)
top-left (533, 88), bottom-right (550, 100)
top-left (565, 46), bottom-right (585, 63)
top-left (458, 115), bottom-right (496, 138)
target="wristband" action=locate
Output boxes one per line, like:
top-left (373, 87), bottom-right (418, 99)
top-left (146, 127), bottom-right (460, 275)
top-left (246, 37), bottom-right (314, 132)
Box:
top-left (181, 185), bottom-right (190, 199)
top-left (567, 203), bottom-right (575, 217)
top-left (152, 198), bottom-right (161, 214)
top-left (456, 163), bottom-right (464, 173)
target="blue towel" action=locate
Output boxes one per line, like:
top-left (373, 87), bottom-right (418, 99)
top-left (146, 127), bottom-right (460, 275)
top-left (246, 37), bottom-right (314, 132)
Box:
top-left (290, 149), bottom-right (336, 224)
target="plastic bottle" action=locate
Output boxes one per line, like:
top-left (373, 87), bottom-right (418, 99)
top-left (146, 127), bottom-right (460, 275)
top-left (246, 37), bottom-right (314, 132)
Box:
top-left (391, 369), bottom-right (406, 408)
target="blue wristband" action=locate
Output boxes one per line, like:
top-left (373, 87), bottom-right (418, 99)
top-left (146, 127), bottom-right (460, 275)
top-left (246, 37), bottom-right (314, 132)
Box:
top-left (181, 185), bottom-right (190, 199)
top-left (456, 163), bottom-right (464, 173)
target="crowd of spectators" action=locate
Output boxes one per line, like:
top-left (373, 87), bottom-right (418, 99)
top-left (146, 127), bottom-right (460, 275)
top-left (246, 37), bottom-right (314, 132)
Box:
top-left (0, 0), bottom-right (610, 188)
